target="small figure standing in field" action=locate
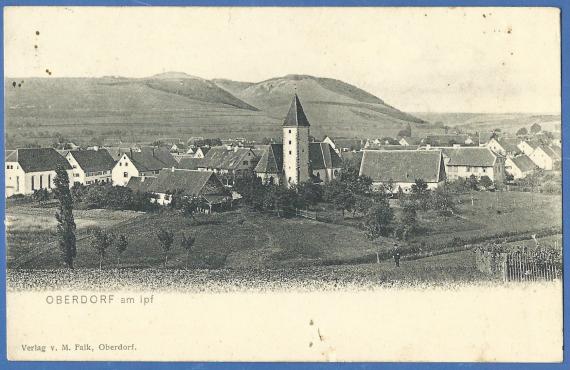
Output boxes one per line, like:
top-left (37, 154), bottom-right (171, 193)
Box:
top-left (392, 243), bottom-right (401, 267)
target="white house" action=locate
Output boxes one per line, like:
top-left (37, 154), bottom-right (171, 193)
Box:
top-left (528, 145), bottom-right (561, 171)
top-left (485, 138), bottom-right (521, 157)
top-left (505, 155), bottom-right (536, 179)
top-left (5, 148), bottom-right (72, 197)
top-left (112, 148), bottom-right (177, 186)
top-left (66, 149), bottom-right (116, 185)
top-left (441, 147), bottom-right (506, 183)
top-left (359, 150), bottom-right (446, 193)
top-left (517, 140), bottom-right (541, 156)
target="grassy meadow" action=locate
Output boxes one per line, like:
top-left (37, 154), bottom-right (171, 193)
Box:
top-left (7, 250), bottom-right (490, 292)
top-left (6, 191), bottom-right (561, 280)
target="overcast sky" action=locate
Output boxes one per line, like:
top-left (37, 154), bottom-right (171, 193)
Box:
top-left (4, 7), bottom-right (561, 113)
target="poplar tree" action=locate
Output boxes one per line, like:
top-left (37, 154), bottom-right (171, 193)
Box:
top-left (53, 165), bottom-right (76, 269)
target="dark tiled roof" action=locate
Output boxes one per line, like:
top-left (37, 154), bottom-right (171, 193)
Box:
top-left (126, 149), bottom-right (175, 172)
top-left (495, 138), bottom-right (521, 154)
top-left (198, 147), bottom-right (211, 155)
top-left (283, 94), bottom-right (310, 127)
top-left (140, 147), bottom-right (178, 167)
top-left (202, 147), bottom-right (256, 170)
top-left (330, 138), bottom-right (365, 150)
top-left (127, 170), bottom-right (228, 197)
top-left (253, 142), bottom-right (341, 173)
top-left (6, 148), bottom-right (72, 172)
top-left (359, 150), bottom-right (444, 183)
top-left (523, 140), bottom-right (541, 150)
top-left (309, 143), bottom-right (342, 170)
top-left (254, 144), bottom-right (284, 174)
top-left (178, 157), bottom-right (205, 170)
top-left (538, 145), bottom-right (561, 160)
top-left (442, 147), bottom-right (497, 167)
top-left (68, 149), bottom-right (116, 172)
top-left (510, 155), bottom-right (536, 172)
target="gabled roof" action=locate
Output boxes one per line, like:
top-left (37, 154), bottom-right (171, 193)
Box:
top-left (201, 147), bottom-right (256, 170)
top-left (127, 170), bottom-right (228, 196)
top-left (197, 147), bottom-right (211, 155)
top-left (68, 149), bottom-right (116, 172)
top-left (254, 144), bottom-right (284, 174)
top-left (522, 140), bottom-right (541, 149)
top-left (494, 138), bottom-right (521, 154)
top-left (537, 145), bottom-right (561, 160)
top-left (124, 148), bottom-right (175, 172)
top-left (283, 94), bottom-right (310, 127)
top-left (309, 142), bottom-right (342, 170)
top-left (442, 147), bottom-right (498, 167)
top-left (178, 157), bottom-right (205, 170)
top-left (510, 155), bottom-right (536, 172)
top-left (327, 138), bottom-right (365, 150)
top-left (359, 150), bottom-right (444, 183)
top-left (140, 147), bottom-right (178, 167)
top-left (6, 148), bottom-right (72, 172)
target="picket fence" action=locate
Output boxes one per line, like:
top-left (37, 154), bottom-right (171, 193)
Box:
top-left (503, 251), bottom-right (561, 282)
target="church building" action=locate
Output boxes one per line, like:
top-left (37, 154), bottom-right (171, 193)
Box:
top-left (255, 94), bottom-right (342, 187)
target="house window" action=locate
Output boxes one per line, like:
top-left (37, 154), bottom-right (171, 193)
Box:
top-left (48, 174), bottom-right (51, 188)
top-left (289, 140), bottom-right (292, 145)
top-left (31, 176), bottom-right (35, 191)
top-left (119, 162), bottom-right (122, 166)
top-left (39, 175), bottom-right (43, 189)
top-left (483, 168), bottom-right (486, 173)
top-left (124, 172), bottom-right (128, 178)
top-left (15, 176), bottom-right (19, 192)
top-left (125, 162), bottom-right (128, 166)
top-left (289, 151), bottom-right (292, 155)
top-left (467, 166), bottom-right (472, 171)
top-left (288, 130), bottom-right (291, 133)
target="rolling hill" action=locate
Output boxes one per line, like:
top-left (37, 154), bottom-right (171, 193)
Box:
top-left (214, 74), bottom-right (426, 138)
top-left (5, 72), bottom-right (425, 148)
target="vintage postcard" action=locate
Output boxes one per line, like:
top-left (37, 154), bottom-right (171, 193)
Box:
top-left (3, 6), bottom-right (563, 362)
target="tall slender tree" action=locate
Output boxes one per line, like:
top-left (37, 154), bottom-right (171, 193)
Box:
top-left (180, 233), bottom-right (196, 269)
top-left (157, 228), bottom-right (174, 267)
top-left (53, 165), bottom-right (76, 269)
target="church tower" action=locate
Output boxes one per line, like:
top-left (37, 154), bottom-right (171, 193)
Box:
top-left (283, 94), bottom-right (311, 186)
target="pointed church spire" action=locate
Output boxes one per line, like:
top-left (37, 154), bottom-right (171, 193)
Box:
top-left (283, 94), bottom-right (311, 127)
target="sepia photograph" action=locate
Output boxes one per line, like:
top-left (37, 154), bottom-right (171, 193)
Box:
top-left (3, 6), bottom-right (564, 362)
